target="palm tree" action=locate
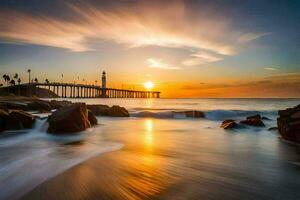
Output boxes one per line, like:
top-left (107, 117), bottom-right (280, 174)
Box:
top-left (6, 75), bottom-right (10, 86)
top-left (45, 79), bottom-right (49, 84)
top-left (2, 74), bottom-right (7, 86)
top-left (17, 78), bottom-right (21, 96)
top-left (34, 78), bottom-right (38, 83)
top-left (9, 79), bottom-right (15, 86)
top-left (14, 73), bottom-right (18, 80)
top-left (27, 69), bottom-right (31, 84)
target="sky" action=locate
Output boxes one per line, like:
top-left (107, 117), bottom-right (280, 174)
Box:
top-left (0, 0), bottom-right (299, 98)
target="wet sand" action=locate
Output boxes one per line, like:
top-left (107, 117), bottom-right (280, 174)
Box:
top-left (21, 118), bottom-right (300, 200)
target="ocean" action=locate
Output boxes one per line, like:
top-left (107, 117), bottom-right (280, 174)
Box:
top-left (1, 98), bottom-right (300, 199)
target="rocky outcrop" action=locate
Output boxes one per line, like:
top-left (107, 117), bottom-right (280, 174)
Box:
top-left (27, 100), bottom-right (52, 112)
top-left (0, 109), bottom-right (9, 132)
top-left (49, 100), bottom-right (73, 109)
top-left (87, 104), bottom-right (129, 117)
top-left (47, 103), bottom-right (91, 134)
top-left (247, 114), bottom-right (261, 120)
top-left (87, 104), bottom-right (110, 116)
top-left (221, 119), bottom-right (237, 129)
top-left (107, 105), bottom-right (129, 117)
top-left (240, 118), bottom-right (265, 127)
top-left (277, 104), bottom-right (300, 143)
top-left (88, 110), bottom-right (98, 125)
top-left (5, 110), bottom-right (36, 130)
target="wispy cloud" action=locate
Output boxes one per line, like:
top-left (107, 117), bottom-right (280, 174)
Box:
top-left (147, 58), bottom-right (180, 70)
top-left (0, 0), bottom-right (265, 59)
top-left (182, 52), bottom-right (222, 66)
top-left (264, 67), bottom-right (279, 71)
top-left (238, 32), bottom-right (271, 43)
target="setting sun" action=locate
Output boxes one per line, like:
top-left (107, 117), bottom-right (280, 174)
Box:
top-left (144, 81), bottom-right (154, 90)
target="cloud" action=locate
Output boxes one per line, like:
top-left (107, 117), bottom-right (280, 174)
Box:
top-left (146, 58), bottom-right (180, 70)
top-left (182, 52), bottom-right (223, 66)
top-left (264, 67), bottom-right (279, 71)
top-left (238, 32), bottom-right (271, 43)
top-left (0, 0), bottom-right (264, 58)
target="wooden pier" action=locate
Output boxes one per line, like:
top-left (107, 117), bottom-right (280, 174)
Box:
top-left (33, 82), bottom-right (160, 98)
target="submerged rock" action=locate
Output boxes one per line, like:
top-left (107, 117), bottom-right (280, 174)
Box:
top-left (107, 105), bottom-right (129, 117)
top-left (277, 104), bottom-right (300, 143)
top-left (268, 127), bottom-right (278, 131)
top-left (5, 110), bottom-right (36, 130)
top-left (240, 118), bottom-right (265, 127)
top-left (47, 103), bottom-right (91, 134)
top-left (184, 110), bottom-right (205, 118)
top-left (220, 119), bottom-right (237, 129)
top-left (88, 110), bottom-right (98, 125)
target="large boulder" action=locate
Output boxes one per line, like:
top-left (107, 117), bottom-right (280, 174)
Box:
top-left (88, 110), bottom-right (98, 125)
top-left (240, 118), bottom-right (265, 127)
top-left (47, 103), bottom-right (91, 134)
top-left (247, 114), bottom-right (261, 120)
top-left (87, 104), bottom-right (110, 116)
top-left (107, 105), bottom-right (130, 117)
top-left (221, 119), bottom-right (237, 129)
top-left (49, 100), bottom-right (73, 109)
top-left (277, 104), bottom-right (300, 143)
top-left (0, 101), bottom-right (28, 110)
top-left (0, 109), bottom-right (9, 132)
top-left (5, 110), bottom-right (36, 130)
top-left (27, 100), bottom-right (52, 112)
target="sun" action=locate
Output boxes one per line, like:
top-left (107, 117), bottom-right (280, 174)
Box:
top-left (144, 81), bottom-right (154, 90)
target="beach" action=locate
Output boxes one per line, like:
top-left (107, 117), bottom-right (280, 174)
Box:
top-left (1, 98), bottom-right (300, 199)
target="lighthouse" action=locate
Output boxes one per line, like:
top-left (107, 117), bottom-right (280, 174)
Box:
top-left (101, 71), bottom-right (106, 89)
top-left (101, 70), bottom-right (107, 97)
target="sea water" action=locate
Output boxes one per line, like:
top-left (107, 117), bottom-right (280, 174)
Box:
top-left (1, 98), bottom-right (300, 199)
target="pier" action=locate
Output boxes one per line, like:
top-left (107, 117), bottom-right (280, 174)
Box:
top-left (33, 82), bottom-right (160, 98)
top-left (1, 70), bottom-right (161, 98)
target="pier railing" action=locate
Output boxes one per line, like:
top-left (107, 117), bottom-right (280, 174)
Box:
top-left (31, 82), bottom-right (160, 98)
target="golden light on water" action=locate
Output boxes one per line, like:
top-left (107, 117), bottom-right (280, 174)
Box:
top-left (144, 119), bottom-right (153, 148)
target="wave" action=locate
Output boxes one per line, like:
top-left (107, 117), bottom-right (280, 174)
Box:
top-left (130, 109), bottom-right (278, 120)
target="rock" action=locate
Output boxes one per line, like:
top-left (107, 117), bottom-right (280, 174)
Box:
top-left (0, 101), bottom-right (28, 110)
top-left (107, 105), bottom-right (129, 117)
top-left (5, 110), bottom-right (36, 130)
top-left (268, 127), bottom-right (278, 131)
top-left (27, 100), bottom-right (52, 111)
top-left (220, 119), bottom-right (237, 129)
top-left (246, 114), bottom-right (261, 120)
top-left (0, 109), bottom-right (9, 132)
top-left (184, 110), bottom-right (205, 118)
top-left (87, 104), bottom-right (110, 116)
top-left (240, 118), bottom-right (265, 127)
top-left (277, 104), bottom-right (300, 143)
top-left (49, 100), bottom-right (73, 109)
top-left (47, 103), bottom-right (91, 134)
top-left (88, 110), bottom-right (98, 125)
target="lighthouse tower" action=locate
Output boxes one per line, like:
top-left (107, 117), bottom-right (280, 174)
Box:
top-left (101, 71), bottom-right (106, 89)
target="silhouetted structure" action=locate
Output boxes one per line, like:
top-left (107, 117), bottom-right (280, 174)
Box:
top-left (30, 82), bottom-right (160, 98)
top-left (1, 71), bottom-right (160, 98)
